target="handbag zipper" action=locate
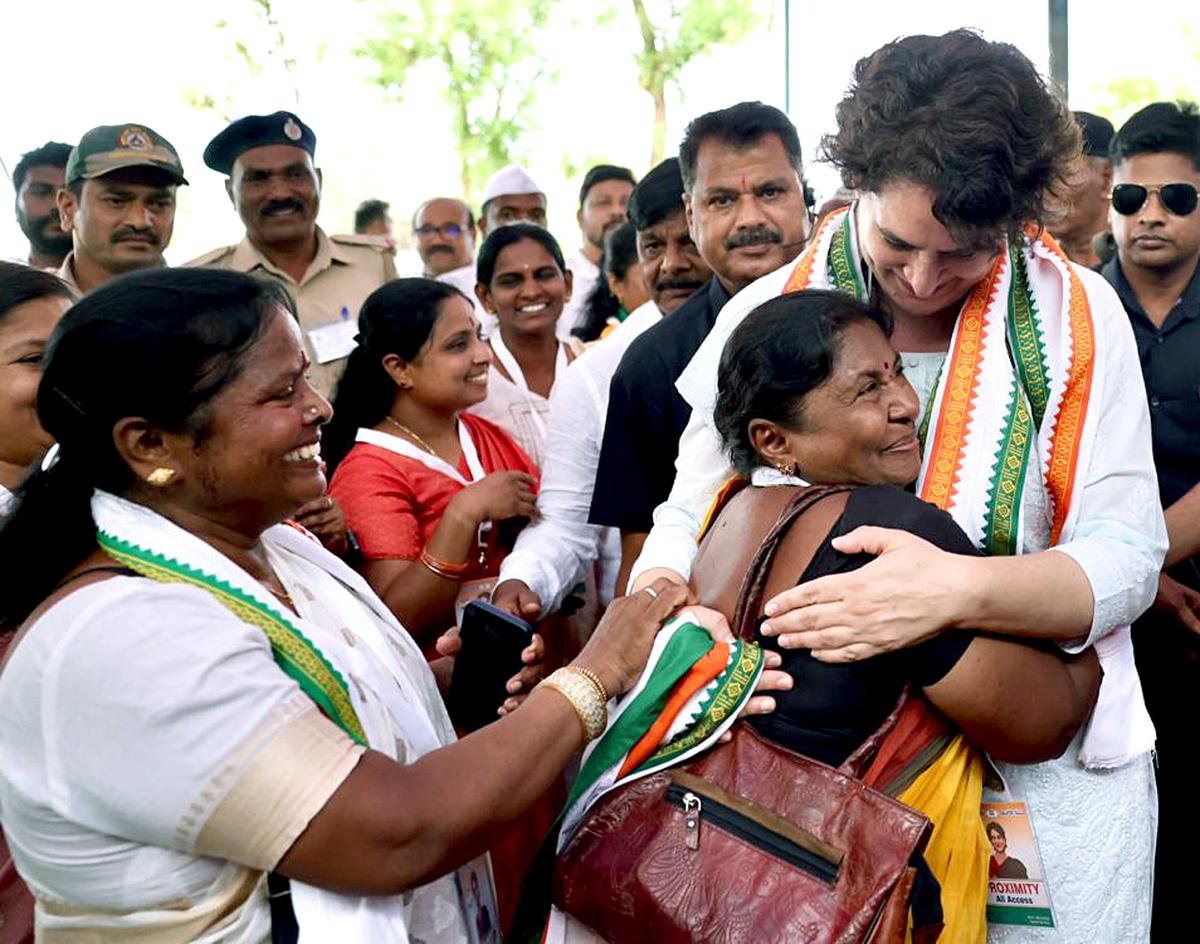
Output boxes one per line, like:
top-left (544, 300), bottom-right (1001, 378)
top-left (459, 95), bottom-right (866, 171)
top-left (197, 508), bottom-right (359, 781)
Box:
top-left (664, 783), bottom-right (840, 885)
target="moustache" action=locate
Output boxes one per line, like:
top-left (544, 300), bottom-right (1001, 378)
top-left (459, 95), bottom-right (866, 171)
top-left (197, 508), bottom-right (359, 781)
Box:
top-left (725, 226), bottom-right (782, 250)
top-left (110, 227), bottom-right (160, 246)
top-left (261, 198), bottom-right (306, 217)
top-left (425, 244), bottom-right (454, 254)
top-left (655, 278), bottom-right (704, 294)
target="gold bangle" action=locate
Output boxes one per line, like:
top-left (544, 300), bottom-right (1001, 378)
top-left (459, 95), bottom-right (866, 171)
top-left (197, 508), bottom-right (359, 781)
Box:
top-left (568, 664), bottom-right (610, 704)
top-left (419, 547), bottom-right (471, 579)
top-left (539, 667), bottom-right (608, 742)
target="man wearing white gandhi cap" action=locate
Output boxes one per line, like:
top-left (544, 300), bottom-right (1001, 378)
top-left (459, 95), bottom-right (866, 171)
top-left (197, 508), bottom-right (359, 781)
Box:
top-left (477, 164), bottom-right (548, 238)
top-left (456, 164), bottom-right (577, 339)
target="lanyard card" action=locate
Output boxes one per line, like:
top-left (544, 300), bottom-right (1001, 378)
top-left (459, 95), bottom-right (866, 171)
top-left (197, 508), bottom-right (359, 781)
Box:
top-left (455, 855), bottom-right (502, 944)
top-left (981, 796), bottom-right (1057, 928)
top-left (307, 310), bottom-right (358, 364)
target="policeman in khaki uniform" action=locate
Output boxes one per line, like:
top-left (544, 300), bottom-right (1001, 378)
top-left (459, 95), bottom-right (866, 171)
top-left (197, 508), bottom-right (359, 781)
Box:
top-left (187, 111), bottom-right (397, 397)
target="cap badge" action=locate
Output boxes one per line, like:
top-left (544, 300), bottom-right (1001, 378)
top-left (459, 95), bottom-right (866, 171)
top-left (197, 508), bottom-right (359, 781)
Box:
top-left (283, 118), bottom-right (303, 141)
top-left (118, 126), bottom-right (153, 150)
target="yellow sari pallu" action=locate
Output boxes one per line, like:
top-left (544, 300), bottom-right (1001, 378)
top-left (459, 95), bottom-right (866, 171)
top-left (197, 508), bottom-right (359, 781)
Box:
top-left (896, 735), bottom-right (989, 944)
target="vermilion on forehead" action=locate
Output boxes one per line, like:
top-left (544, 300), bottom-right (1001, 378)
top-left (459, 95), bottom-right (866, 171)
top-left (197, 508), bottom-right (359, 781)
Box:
top-left (495, 241), bottom-right (558, 273)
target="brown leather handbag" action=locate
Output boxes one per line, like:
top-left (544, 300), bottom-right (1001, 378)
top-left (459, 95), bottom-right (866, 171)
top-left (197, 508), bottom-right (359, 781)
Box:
top-left (552, 486), bottom-right (935, 944)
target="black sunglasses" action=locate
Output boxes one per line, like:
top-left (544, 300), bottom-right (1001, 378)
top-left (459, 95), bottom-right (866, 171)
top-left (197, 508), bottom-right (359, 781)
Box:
top-left (1110, 182), bottom-right (1199, 217)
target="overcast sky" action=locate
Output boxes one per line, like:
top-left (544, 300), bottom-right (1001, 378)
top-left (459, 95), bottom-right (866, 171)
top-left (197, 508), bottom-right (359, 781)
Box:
top-left (2, 0), bottom-right (1196, 266)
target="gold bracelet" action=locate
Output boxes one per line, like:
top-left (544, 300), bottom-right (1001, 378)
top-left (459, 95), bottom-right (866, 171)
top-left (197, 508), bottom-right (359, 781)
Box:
top-left (419, 547), bottom-right (472, 579)
top-left (539, 667), bottom-right (608, 742)
top-left (569, 664), bottom-right (610, 704)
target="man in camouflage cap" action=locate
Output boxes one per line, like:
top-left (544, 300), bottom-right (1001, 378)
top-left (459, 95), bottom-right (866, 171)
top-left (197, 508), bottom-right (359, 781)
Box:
top-left (55, 123), bottom-right (186, 294)
top-left (188, 110), bottom-right (397, 397)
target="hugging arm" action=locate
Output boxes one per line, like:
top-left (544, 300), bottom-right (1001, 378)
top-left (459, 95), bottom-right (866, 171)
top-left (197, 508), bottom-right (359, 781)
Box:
top-left (921, 637), bottom-right (1101, 763)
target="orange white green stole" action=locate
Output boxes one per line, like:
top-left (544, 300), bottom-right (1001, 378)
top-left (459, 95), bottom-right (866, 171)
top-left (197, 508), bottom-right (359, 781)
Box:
top-left (786, 205), bottom-right (1097, 555)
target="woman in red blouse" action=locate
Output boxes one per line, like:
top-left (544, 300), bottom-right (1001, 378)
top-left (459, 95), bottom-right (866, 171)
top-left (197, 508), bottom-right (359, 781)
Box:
top-left (326, 278), bottom-right (539, 645)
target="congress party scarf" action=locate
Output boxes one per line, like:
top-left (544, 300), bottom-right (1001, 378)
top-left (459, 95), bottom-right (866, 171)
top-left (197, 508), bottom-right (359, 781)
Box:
top-left (785, 205), bottom-right (1097, 556)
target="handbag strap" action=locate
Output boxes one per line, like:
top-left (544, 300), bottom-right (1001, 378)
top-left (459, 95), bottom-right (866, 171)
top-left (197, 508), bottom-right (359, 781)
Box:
top-left (730, 484), bottom-right (851, 642)
top-left (727, 484), bottom-right (910, 778)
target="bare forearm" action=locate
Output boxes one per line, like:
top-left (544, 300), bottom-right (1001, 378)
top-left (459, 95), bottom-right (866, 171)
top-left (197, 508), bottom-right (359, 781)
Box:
top-left (371, 510), bottom-right (480, 641)
top-left (1165, 484), bottom-right (1200, 568)
top-left (388, 687), bottom-right (583, 880)
top-left (927, 639), bottom-right (1101, 763)
top-left (279, 686), bottom-right (585, 894)
top-left (951, 550), bottom-right (1094, 641)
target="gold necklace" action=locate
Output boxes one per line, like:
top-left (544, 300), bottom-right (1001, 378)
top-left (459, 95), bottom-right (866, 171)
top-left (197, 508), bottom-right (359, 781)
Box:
top-left (384, 415), bottom-right (446, 462)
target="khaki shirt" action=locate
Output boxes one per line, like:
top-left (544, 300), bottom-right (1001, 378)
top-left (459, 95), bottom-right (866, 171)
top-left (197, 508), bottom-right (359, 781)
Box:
top-left (187, 228), bottom-right (397, 397)
top-left (53, 253), bottom-right (82, 297)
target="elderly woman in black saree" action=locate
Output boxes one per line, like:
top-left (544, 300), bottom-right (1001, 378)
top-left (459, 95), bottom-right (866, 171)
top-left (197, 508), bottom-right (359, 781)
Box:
top-left (688, 289), bottom-right (1101, 941)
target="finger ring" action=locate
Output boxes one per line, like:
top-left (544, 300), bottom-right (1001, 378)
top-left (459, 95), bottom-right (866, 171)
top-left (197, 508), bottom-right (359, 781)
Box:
top-left (643, 586), bottom-right (658, 600)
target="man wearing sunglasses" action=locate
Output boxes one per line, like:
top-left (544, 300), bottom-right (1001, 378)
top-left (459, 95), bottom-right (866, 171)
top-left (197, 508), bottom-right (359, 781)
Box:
top-left (1104, 99), bottom-right (1200, 939)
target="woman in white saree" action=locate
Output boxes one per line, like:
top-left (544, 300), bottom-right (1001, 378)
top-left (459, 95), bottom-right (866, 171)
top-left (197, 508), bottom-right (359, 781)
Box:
top-left (0, 268), bottom-right (695, 943)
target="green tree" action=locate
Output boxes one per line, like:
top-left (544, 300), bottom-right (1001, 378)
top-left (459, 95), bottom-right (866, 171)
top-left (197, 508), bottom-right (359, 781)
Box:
top-left (629, 0), bottom-right (762, 166)
top-left (184, 0), bottom-right (304, 122)
top-left (359, 0), bottom-right (556, 201)
top-left (1086, 19), bottom-right (1199, 128)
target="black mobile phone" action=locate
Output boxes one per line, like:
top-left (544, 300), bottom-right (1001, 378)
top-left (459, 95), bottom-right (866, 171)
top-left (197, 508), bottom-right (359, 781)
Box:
top-left (447, 600), bottom-right (533, 732)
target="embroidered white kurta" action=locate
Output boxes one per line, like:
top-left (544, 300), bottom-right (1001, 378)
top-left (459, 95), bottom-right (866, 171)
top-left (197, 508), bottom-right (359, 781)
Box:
top-left (630, 253), bottom-right (1166, 943)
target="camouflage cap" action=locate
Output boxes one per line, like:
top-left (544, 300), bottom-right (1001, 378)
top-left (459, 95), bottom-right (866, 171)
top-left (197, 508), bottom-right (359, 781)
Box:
top-left (65, 124), bottom-right (187, 186)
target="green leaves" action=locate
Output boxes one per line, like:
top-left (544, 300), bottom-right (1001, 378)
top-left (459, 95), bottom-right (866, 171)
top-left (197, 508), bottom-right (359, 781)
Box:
top-left (358, 0), bottom-right (557, 198)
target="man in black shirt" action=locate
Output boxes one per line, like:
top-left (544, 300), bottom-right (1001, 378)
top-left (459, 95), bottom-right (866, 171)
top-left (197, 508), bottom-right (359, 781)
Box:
top-left (1102, 101), bottom-right (1200, 939)
top-left (590, 101), bottom-right (812, 590)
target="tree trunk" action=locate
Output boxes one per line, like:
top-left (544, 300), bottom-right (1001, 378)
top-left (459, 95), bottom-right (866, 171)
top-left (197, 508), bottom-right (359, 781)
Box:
top-left (650, 80), bottom-right (667, 166)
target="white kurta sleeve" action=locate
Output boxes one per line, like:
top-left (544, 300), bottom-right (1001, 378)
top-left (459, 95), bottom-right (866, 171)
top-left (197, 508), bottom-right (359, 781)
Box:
top-left (629, 407), bottom-right (733, 586)
top-left (36, 580), bottom-right (363, 868)
top-left (499, 360), bottom-right (606, 611)
top-left (1048, 267), bottom-right (1168, 651)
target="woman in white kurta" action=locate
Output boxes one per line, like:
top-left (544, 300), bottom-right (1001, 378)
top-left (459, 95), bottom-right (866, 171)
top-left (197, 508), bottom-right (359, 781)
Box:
top-left (0, 267), bottom-right (694, 942)
top-left (631, 31), bottom-right (1165, 943)
top-left (468, 224), bottom-right (579, 469)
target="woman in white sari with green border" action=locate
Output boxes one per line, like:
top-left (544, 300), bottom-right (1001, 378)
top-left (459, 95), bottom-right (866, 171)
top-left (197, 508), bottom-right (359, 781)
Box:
top-left (0, 267), bottom-right (712, 943)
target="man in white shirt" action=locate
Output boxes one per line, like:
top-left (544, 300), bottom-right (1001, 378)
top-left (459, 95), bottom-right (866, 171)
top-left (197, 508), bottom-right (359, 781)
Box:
top-left (491, 158), bottom-right (710, 618)
top-left (417, 197), bottom-right (479, 311)
top-left (560, 165), bottom-right (636, 336)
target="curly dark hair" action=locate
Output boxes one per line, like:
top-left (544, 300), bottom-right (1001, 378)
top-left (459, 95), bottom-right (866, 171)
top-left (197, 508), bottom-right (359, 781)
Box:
top-left (821, 29), bottom-right (1081, 244)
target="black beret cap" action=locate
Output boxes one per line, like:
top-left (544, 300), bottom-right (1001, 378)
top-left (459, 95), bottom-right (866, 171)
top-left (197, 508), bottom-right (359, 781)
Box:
top-left (1074, 111), bottom-right (1114, 158)
top-left (203, 111), bottom-right (316, 175)
top-left (627, 158), bottom-right (685, 231)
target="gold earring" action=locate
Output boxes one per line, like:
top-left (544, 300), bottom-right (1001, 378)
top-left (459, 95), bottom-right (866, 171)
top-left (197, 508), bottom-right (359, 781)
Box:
top-left (146, 468), bottom-right (177, 487)
top-left (775, 461), bottom-right (797, 476)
